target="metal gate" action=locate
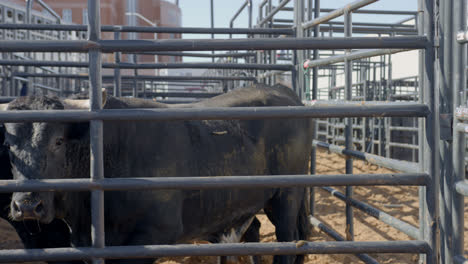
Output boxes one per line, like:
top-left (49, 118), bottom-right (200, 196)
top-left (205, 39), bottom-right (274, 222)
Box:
top-left (0, 0), bottom-right (466, 263)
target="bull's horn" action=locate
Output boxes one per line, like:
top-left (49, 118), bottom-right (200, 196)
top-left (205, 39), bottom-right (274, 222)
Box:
top-left (0, 104), bottom-right (8, 111)
top-left (63, 89), bottom-right (108, 109)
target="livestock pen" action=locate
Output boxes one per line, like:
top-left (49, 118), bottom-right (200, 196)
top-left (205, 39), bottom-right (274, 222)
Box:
top-left (0, 0), bottom-right (466, 263)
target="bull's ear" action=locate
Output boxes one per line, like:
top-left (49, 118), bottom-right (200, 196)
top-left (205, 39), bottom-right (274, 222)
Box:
top-left (0, 104), bottom-right (8, 111)
top-left (63, 88), bottom-right (108, 109)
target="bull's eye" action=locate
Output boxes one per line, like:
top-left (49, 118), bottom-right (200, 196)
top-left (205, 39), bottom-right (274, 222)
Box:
top-left (3, 142), bottom-right (9, 149)
top-left (55, 138), bottom-right (64, 146)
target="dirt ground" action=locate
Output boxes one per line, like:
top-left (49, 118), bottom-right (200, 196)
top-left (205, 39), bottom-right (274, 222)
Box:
top-left (0, 149), bottom-right (467, 264)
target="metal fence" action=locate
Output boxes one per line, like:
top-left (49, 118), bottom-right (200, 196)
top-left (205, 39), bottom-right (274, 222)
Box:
top-left (0, 0), bottom-right (466, 263)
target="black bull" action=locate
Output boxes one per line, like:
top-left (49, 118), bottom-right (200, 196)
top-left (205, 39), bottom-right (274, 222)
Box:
top-left (3, 84), bottom-right (313, 264)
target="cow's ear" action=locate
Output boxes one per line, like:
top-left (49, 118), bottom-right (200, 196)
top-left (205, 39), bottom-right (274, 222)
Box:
top-left (63, 88), bottom-right (108, 109)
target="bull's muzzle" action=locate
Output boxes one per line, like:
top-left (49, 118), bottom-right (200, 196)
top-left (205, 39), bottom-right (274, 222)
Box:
top-left (11, 198), bottom-right (45, 220)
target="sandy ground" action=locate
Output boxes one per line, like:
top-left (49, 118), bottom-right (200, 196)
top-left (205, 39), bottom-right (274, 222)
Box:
top-left (0, 149), bottom-right (467, 264)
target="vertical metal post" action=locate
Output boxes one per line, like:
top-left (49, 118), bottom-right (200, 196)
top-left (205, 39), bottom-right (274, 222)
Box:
top-left (114, 31), bottom-right (122, 97)
top-left (294, 0), bottom-right (304, 99)
top-left (28, 77), bottom-right (33, 96)
top-left (88, 1), bottom-right (105, 264)
top-left (210, 0), bottom-right (214, 63)
top-left (309, 0), bottom-right (320, 216)
top-left (256, 1), bottom-right (262, 71)
top-left (26, 0), bottom-right (33, 40)
top-left (439, 0), bottom-right (454, 262)
top-left (329, 28), bottom-right (336, 146)
top-left (452, 0), bottom-right (466, 261)
top-left (378, 54), bottom-right (385, 157)
top-left (371, 61), bottom-right (377, 154)
top-left (25, 0), bottom-right (33, 77)
top-left (1, 75), bottom-right (6, 97)
top-left (412, 76), bottom-right (418, 162)
top-left (385, 52), bottom-right (393, 158)
top-left (248, 0), bottom-right (252, 29)
top-left (133, 54), bottom-right (138, 98)
top-left (344, 9), bottom-right (354, 241)
top-left (417, 3), bottom-right (427, 262)
top-left (267, 0), bottom-right (273, 85)
top-left (421, 0), bottom-right (439, 262)
top-left (361, 67), bottom-right (367, 151)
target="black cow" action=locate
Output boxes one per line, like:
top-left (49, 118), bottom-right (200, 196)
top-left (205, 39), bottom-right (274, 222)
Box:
top-left (0, 125), bottom-right (82, 264)
top-left (5, 84), bottom-right (312, 264)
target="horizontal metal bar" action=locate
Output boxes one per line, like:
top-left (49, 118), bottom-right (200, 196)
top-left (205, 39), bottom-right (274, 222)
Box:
top-left (390, 94), bottom-right (418, 100)
top-left (389, 126), bottom-right (419, 132)
top-left (303, 100), bottom-right (422, 107)
top-left (271, 24), bottom-right (417, 35)
top-left (279, 7), bottom-right (417, 15)
top-left (308, 216), bottom-right (379, 264)
top-left (121, 80), bottom-right (222, 84)
top-left (304, 49), bottom-right (409, 68)
top-left (324, 21), bottom-right (415, 28)
top-left (328, 136), bottom-right (363, 144)
top-left (150, 82), bottom-right (217, 87)
top-left (0, 37), bottom-right (429, 52)
top-left (34, 83), bottom-right (61, 92)
top-left (313, 140), bottom-right (420, 173)
top-left (11, 76), bottom-right (29, 82)
top-left (0, 104), bottom-right (430, 123)
top-left (309, 25), bottom-right (417, 36)
top-left (0, 173), bottom-right (428, 193)
top-left (2, 60), bottom-right (292, 70)
top-left (257, 0), bottom-right (291, 26)
top-left (455, 181), bottom-right (468, 196)
top-left (12, 73), bottom-right (255, 81)
top-left (389, 142), bottom-right (419, 150)
top-left (0, 24), bottom-right (293, 35)
top-left (328, 81), bottom-right (366, 91)
top-left (275, 19), bottom-right (416, 29)
top-left (131, 52), bottom-right (257, 57)
top-left (322, 187), bottom-right (420, 239)
top-left (0, 241), bottom-right (429, 262)
top-left (331, 124), bottom-right (364, 129)
top-left (302, 0), bottom-right (378, 29)
top-left (257, 70), bottom-right (287, 79)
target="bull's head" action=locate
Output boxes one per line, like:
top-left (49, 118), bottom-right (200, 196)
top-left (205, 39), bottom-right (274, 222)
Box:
top-left (3, 90), bottom-right (106, 224)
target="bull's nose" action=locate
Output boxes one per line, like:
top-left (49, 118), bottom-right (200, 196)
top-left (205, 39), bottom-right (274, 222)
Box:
top-left (12, 200), bottom-right (44, 220)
